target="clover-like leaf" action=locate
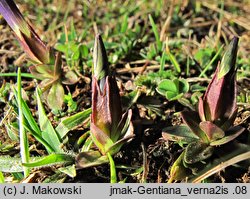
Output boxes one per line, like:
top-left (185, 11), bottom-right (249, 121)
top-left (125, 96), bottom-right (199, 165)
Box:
top-left (174, 78), bottom-right (189, 94)
top-left (184, 141), bottom-right (214, 164)
top-left (156, 78), bottom-right (189, 101)
top-left (157, 79), bottom-right (177, 95)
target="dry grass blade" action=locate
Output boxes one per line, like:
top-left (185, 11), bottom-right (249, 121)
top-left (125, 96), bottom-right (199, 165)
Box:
top-left (202, 1), bottom-right (250, 31)
top-left (192, 151), bottom-right (250, 183)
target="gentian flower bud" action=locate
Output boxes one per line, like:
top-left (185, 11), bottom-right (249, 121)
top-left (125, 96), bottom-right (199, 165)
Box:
top-left (198, 37), bottom-right (239, 127)
top-left (91, 35), bottom-right (133, 155)
top-left (0, 0), bottom-right (53, 64)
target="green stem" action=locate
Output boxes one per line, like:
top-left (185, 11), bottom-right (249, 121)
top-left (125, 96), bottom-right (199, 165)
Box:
top-left (0, 72), bottom-right (42, 80)
top-left (17, 67), bottom-right (30, 177)
top-left (107, 152), bottom-right (117, 183)
top-left (160, 51), bottom-right (166, 72)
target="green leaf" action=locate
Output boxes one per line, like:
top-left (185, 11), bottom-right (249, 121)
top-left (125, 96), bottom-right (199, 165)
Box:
top-left (166, 51), bottom-right (181, 73)
top-left (79, 44), bottom-right (89, 58)
top-left (36, 88), bottom-right (63, 153)
top-left (0, 156), bottom-right (43, 172)
top-left (75, 151), bottom-right (109, 168)
top-left (210, 126), bottom-right (245, 146)
top-left (0, 156), bottom-right (23, 172)
top-left (62, 70), bottom-right (79, 85)
top-left (54, 43), bottom-right (67, 53)
top-left (167, 92), bottom-right (182, 101)
top-left (121, 14), bottom-right (128, 33)
top-left (12, 95), bottom-right (55, 153)
top-left (5, 122), bottom-right (19, 141)
top-left (29, 65), bottom-right (54, 79)
top-left (0, 171), bottom-right (5, 183)
top-left (199, 121), bottom-right (225, 141)
top-left (23, 154), bottom-right (74, 168)
top-left (58, 164), bottom-right (76, 178)
top-left (218, 37), bottom-right (238, 79)
top-left (148, 14), bottom-right (161, 51)
top-left (72, 48), bottom-right (80, 61)
top-left (184, 141), bottom-right (214, 164)
top-left (17, 67), bottom-right (30, 177)
top-left (157, 79), bottom-right (189, 101)
top-left (162, 125), bottom-right (200, 143)
top-left (69, 20), bottom-right (77, 41)
top-left (157, 79), bottom-right (177, 93)
top-left (168, 151), bottom-right (190, 182)
top-left (47, 82), bottom-right (65, 112)
top-left (181, 111), bottom-right (209, 143)
top-left (177, 79), bottom-right (189, 93)
top-left (80, 135), bottom-right (93, 152)
top-left (56, 108), bottom-right (91, 139)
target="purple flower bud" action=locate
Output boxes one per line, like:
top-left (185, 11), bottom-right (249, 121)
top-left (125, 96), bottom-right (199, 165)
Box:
top-left (198, 37), bottom-right (239, 126)
top-left (90, 35), bottom-right (133, 155)
top-left (0, 0), bottom-right (53, 64)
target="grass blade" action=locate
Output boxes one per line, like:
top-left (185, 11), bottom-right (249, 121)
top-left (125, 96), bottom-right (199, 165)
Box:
top-left (22, 121), bottom-right (54, 153)
top-left (12, 90), bottom-right (55, 153)
top-left (36, 88), bottom-right (63, 153)
top-left (160, 51), bottom-right (166, 72)
top-left (56, 108), bottom-right (91, 139)
top-left (199, 45), bottom-right (224, 77)
top-left (190, 143), bottom-right (250, 182)
top-left (23, 154), bottom-right (74, 168)
top-left (0, 72), bottom-right (42, 79)
top-left (149, 14), bottom-right (162, 51)
top-left (192, 151), bottom-right (250, 183)
top-left (17, 67), bottom-right (30, 177)
top-left (166, 49), bottom-right (181, 73)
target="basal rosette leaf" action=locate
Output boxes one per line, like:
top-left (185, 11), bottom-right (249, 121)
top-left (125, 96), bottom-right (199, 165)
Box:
top-left (162, 125), bottom-right (200, 144)
top-left (184, 141), bottom-right (214, 164)
top-left (181, 111), bottom-right (209, 143)
top-left (210, 126), bottom-right (245, 146)
top-left (199, 121), bottom-right (225, 141)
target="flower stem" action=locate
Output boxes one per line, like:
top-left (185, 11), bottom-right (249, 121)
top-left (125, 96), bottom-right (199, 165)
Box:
top-left (107, 152), bottom-right (117, 183)
top-left (17, 67), bottom-right (30, 177)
